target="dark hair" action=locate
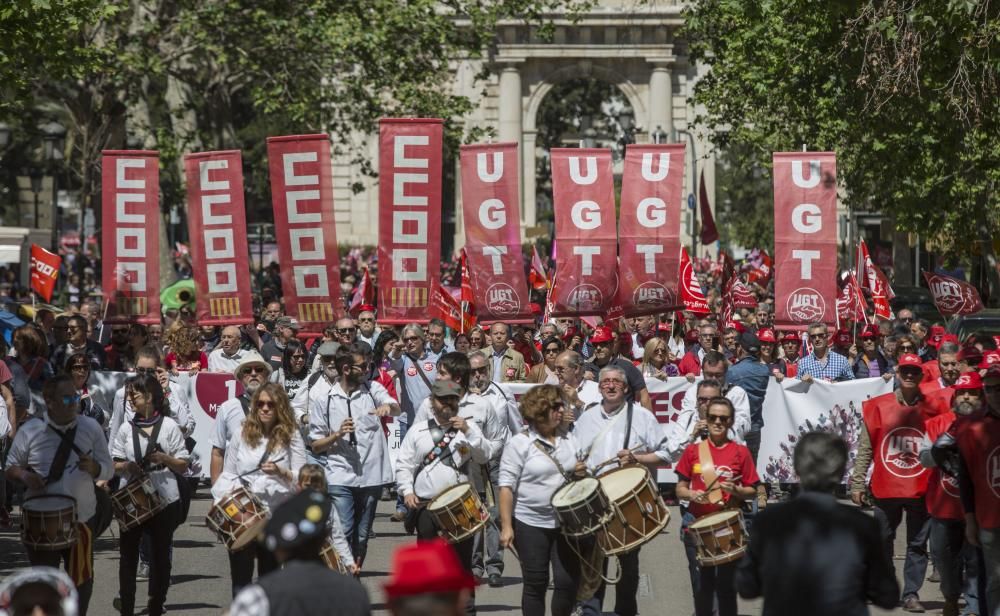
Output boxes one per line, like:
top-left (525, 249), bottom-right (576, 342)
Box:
top-left (427, 317), bottom-right (446, 331)
top-left (696, 378), bottom-right (723, 395)
top-left (706, 396), bottom-right (735, 418)
top-left (372, 330), bottom-right (399, 364)
top-left (794, 432), bottom-right (848, 492)
top-left (701, 350), bottom-right (728, 370)
top-left (135, 345), bottom-right (163, 366)
top-left (333, 346), bottom-right (358, 374)
top-left (62, 351), bottom-right (91, 375)
top-left (438, 351), bottom-right (471, 390)
top-left (281, 339), bottom-right (309, 377)
top-left (541, 336), bottom-right (565, 354)
top-left (68, 314), bottom-right (87, 330)
top-left (12, 325), bottom-right (48, 359)
top-left (42, 373), bottom-right (76, 403)
top-left (125, 373), bottom-right (168, 417)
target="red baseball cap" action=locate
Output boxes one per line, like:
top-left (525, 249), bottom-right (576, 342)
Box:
top-left (384, 539), bottom-right (477, 599)
top-left (657, 322), bottom-right (672, 333)
top-left (896, 353), bottom-right (924, 372)
top-left (358, 304), bottom-right (376, 313)
top-left (953, 372), bottom-right (983, 391)
top-left (757, 328), bottom-right (776, 344)
top-left (859, 325), bottom-right (880, 339)
top-left (959, 346), bottom-right (983, 365)
top-left (928, 325), bottom-right (946, 349)
top-left (779, 331), bottom-right (800, 344)
top-left (979, 350), bottom-right (1000, 370)
top-left (590, 325), bottom-right (616, 344)
top-left (833, 329), bottom-right (853, 346)
top-left (685, 329), bottom-right (700, 344)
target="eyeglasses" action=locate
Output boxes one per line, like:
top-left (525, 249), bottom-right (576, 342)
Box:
top-left (599, 378), bottom-right (625, 386)
top-left (244, 366), bottom-right (267, 374)
top-left (66, 326), bottom-right (82, 332)
top-left (653, 348), bottom-right (667, 354)
top-left (404, 336), bottom-right (421, 342)
top-left (544, 347), bottom-right (561, 354)
top-left (707, 413), bottom-right (731, 423)
top-left (70, 364), bottom-right (89, 372)
top-left (337, 328), bottom-right (356, 335)
top-left (256, 400), bottom-right (274, 409)
top-left (347, 363), bottom-right (367, 373)
top-left (898, 345), bottom-right (916, 352)
top-left (290, 354), bottom-right (306, 360)
top-left (135, 367), bottom-right (157, 376)
top-left (358, 317), bottom-right (374, 323)
top-left (61, 394), bottom-right (82, 405)
top-left (808, 333), bottom-right (827, 340)
top-left (898, 368), bottom-right (922, 377)
top-left (696, 396), bottom-right (715, 404)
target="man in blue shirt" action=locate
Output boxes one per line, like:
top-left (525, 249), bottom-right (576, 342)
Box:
top-left (798, 322), bottom-right (855, 383)
top-left (727, 331), bottom-right (772, 463)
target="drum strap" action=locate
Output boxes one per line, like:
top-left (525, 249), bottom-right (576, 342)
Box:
top-left (532, 440), bottom-right (570, 481)
top-left (413, 420), bottom-right (460, 481)
top-left (132, 416), bottom-right (165, 471)
top-left (46, 425), bottom-right (79, 484)
top-left (622, 402), bottom-right (633, 451)
top-left (697, 440), bottom-right (723, 505)
top-left (239, 395), bottom-right (251, 416)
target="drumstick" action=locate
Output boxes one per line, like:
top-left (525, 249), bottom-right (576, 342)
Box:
top-left (702, 474), bottom-right (743, 495)
top-left (592, 445), bottom-right (646, 474)
top-left (234, 455), bottom-right (286, 480)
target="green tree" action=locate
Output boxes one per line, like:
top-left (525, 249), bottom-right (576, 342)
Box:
top-left (684, 0), bottom-right (1000, 302)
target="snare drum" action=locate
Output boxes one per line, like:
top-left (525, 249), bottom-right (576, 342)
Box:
top-left (426, 483), bottom-right (489, 544)
top-left (20, 495), bottom-right (78, 551)
top-left (551, 477), bottom-right (613, 537)
top-left (206, 486), bottom-right (270, 552)
top-left (688, 509), bottom-right (747, 567)
top-left (597, 466), bottom-right (670, 556)
top-left (111, 475), bottom-right (165, 532)
top-left (320, 540), bottom-right (349, 574)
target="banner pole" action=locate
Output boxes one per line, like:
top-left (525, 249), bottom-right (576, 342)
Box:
top-left (98, 293), bottom-right (110, 341)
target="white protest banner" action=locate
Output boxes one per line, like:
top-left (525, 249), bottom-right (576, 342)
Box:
top-left (758, 377), bottom-right (893, 483)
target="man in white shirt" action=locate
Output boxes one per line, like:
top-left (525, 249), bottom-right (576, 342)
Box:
top-left (356, 308), bottom-right (379, 349)
top-left (676, 351), bottom-right (752, 445)
top-left (554, 350), bottom-right (602, 422)
top-left (574, 365), bottom-right (672, 616)
top-left (208, 326), bottom-right (249, 374)
top-left (5, 373), bottom-right (114, 616)
top-left (468, 350), bottom-right (521, 435)
top-left (209, 351), bottom-right (271, 485)
top-left (309, 343), bottom-right (399, 567)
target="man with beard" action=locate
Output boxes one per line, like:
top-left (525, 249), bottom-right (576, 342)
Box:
top-left (583, 326), bottom-right (651, 409)
top-left (309, 344), bottom-right (399, 569)
top-left (919, 372), bottom-right (984, 616)
top-left (208, 326), bottom-right (251, 374)
top-left (850, 354), bottom-right (951, 612)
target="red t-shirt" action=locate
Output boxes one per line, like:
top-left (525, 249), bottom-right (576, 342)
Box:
top-left (955, 414), bottom-right (1000, 529)
top-left (923, 412), bottom-right (962, 520)
top-left (675, 440), bottom-right (760, 517)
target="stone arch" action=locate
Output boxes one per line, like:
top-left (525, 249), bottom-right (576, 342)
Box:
top-left (524, 62), bottom-right (647, 134)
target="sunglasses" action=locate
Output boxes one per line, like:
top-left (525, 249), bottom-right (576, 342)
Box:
top-left (898, 345), bottom-right (916, 352)
top-left (70, 364), bottom-right (89, 372)
top-left (244, 366), bottom-right (268, 374)
top-left (337, 328), bottom-right (356, 335)
top-left (599, 379), bottom-right (625, 386)
top-left (706, 413), bottom-right (731, 423)
top-left (60, 394), bottom-right (82, 405)
top-left (808, 333), bottom-right (827, 340)
top-left (135, 367), bottom-right (158, 375)
top-left (544, 347), bottom-right (561, 354)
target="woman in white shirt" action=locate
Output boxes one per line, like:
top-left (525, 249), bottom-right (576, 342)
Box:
top-left (211, 383), bottom-right (306, 595)
top-left (499, 384), bottom-right (585, 616)
top-left (111, 374), bottom-right (190, 616)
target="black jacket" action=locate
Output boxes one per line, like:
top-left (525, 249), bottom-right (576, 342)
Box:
top-left (736, 491), bottom-right (899, 616)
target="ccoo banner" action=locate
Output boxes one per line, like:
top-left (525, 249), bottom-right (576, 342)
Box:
top-left (618, 144), bottom-right (685, 316)
top-left (101, 150), bottom-right (161, 324)
top-left (459, 142), bottom-right (531, 323)
top-left (378, 118), bottom-right (444, 324)
top-left (184, 150), bottom-right (254, 325)
top-left (549, 148), bottom-right (618, 316)
top-left (266, 134), bottom-right (344, 333)
top-left (30, 244), bottom-right (61, 301)
top-left (773, 152), bottom-right (838, 328)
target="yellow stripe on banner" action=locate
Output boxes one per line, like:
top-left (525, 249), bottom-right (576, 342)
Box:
top-left (298, 303), bottom-right (333, 325)
top-left (389, 286), bottom-right (429, 308)
top-left (117, 297), bottom-right (147, 316)
top-left (209, 297), bottom-right (241, 318)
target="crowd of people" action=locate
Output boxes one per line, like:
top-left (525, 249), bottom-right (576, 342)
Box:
top-left (1, 262), bottom-right (1000, 616)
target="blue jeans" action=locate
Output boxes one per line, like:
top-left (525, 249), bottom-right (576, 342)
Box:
top-left (979, 526), bottom-right (1000, 616)
top-left (329, 484), bottom-right (381, 566)
top-left (929, 518), bottom-right (979, 614)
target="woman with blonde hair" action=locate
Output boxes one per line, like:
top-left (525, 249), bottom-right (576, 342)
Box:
top-left (639, 336), bottom-right (678, 380)
top-left (211, 383), bottom-right (307, 595)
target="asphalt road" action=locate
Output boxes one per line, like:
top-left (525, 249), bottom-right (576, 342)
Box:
top-left (0, 490), bottom-right (950, 615)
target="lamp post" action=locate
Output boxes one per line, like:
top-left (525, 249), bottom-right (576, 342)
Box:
top-left (40, 121), bottom-right (66, 252)
top-left (29, 168), bottom-right (43, 227)
top-left (651, 125), bottom-right (668, 145)
top-left (672, 128), bottom-right (698, 256)
top-left (616, 110), bottom-right (636, 161)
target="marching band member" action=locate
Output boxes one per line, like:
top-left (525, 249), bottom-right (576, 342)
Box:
top-left (849, 354), bottom-right (950, 612)
top-left (297, 463), bottom-right (358, 575)
top-left (5, 374), bottom-right (113, 616)
top-left (110, 374), bottom-right (190, 616)
top-left (675, 397), bottom-right (759, 616)
top-left (574, 365), bottom-right (672, 616)
top-left (212, 383), bottom-right (306, 593)
top-left (498, 384), bottom-right (585, 616)
top-left (309, 343), bottom-right (399, 569)
top-left (210, 351), bottom-right (271, 486)
top-left (395, 379), bottom-right (487, 615)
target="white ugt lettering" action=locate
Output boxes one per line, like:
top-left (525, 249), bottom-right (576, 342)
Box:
top-left (573, 246), bottom-right (600, 275)
top-left (792, 250), bottom-right (821, 279)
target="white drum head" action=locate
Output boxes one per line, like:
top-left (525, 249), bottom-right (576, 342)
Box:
top-left (23, 496), bottom-right (76, 512)
top-left (689, 509), bottom-right (740, 530)
top-left (552, 478), bottom-right (599, 507)
top-left (599, 467), bottom-right (648, 500)
top-left (430, 484), bottom-right (468, 508)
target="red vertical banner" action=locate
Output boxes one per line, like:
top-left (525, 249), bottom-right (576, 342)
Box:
top-left (378, 119), bottom-right (444, 324)
top-left (773, 152), bottom-right (838, 327)
top-left (266, 135), bottom-right (343, 333)
top-left (618, 144), bottom-right (684, 316)
top-left (549, 149), bottom-right (618, 316)
top-left (459, 142), bottom-right (531, 323)
top-left (184, 151), bottom-right (254, 325)
top-left (101, 150), bottom-right (161, 324)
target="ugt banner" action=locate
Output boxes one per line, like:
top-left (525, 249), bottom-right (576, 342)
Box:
top-left (101, 150), bottom-right (161, 324)
top-left (618, 144), bottom-right (684, 316)
top-left (460, 142), bottom-right (531, 323)
top-left (184, 150), bottom-right (254, 325)
top-left (378, 119), bottom-right (444, 324)
top-left (773, 152), bottom-right (838, 327)
top-left (30, 244), bottom-right (60, 301)
top-left (266, 134), bottom-right (343, 333)
top-left (550, 148), bottom-right (618, 316)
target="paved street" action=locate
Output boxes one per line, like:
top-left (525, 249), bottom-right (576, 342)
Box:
top-left (1, 490), bottom-right (948, 615)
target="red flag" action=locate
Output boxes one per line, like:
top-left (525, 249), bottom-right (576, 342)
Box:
top-left (184, 150), bottom-right (255, 326)
top-left (857, 240), bottom-right (894, 320)
top-left (101, 150), bottom-right (161, 324)
top-left (923, 271), bottom-right (984, 317)
top-left (773, 153), bottom-right (838, 326)
top-left (459, 250), bottom-right (477, 331)
top-left (727, 277), bottom-right (758, 310)
top-left (430, 283), bottom-right (475, 332)
top-left (348, 268), bottom-right (374, 317)
top-left (377, 119), bottom-right (444, 325)
top-left (747, 250), bottom-right (773, 286)
top-left (529, 244), bottom-right (548, 290)
top-left (679, 247), bottom-right (710, 315)
top-left (30, 244), bottom-right (60, 301)
top-left (698, 169), bottom-right (719, 244)
top-left (837, 272), bottom-right (869, 323)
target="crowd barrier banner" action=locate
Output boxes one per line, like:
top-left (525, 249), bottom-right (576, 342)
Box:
top-left (101, 150), bottom-right (161, 324)
top-left (87, 371), bottom-right (890, 482)
top-left (549, 148), bottom-right (618, 316)
top-left (184, 150), bottom-right (254, 326)
top-left (773, 152), bottom-right (838, 328)
top-left (617, 144), bottom-right (685, 317)
top-left (378, 118), bottom-right (444, 324)
top-left (267, 134), bottom-right (344, 333)
top-left (459, 142), bottom-right (531, 323)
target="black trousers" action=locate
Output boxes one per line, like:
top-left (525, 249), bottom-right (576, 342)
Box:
top-left (513, 518), bottom-right (581, 616)
top-left (228, 541), bottom-right (280, 598)
top-left (119, 502), bottom-right (178, 616)
top-left (24, 506), bottom-right (105, 616)
top-left (415, 507), bottom-right (476, 615)
top-left (874, 497), bottom-right (930, 599)
top-left (592, 547), bottom-right (640, 616)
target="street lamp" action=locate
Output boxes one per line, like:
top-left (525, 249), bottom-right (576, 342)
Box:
top-left (616, 110), bottom-right (636, 161)
top-left (651, 125), bottom-right (668, 145)
top-left (28, 168), bottom-right (43, 227)
top-left (39, 121), bottom-right (66, 251)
